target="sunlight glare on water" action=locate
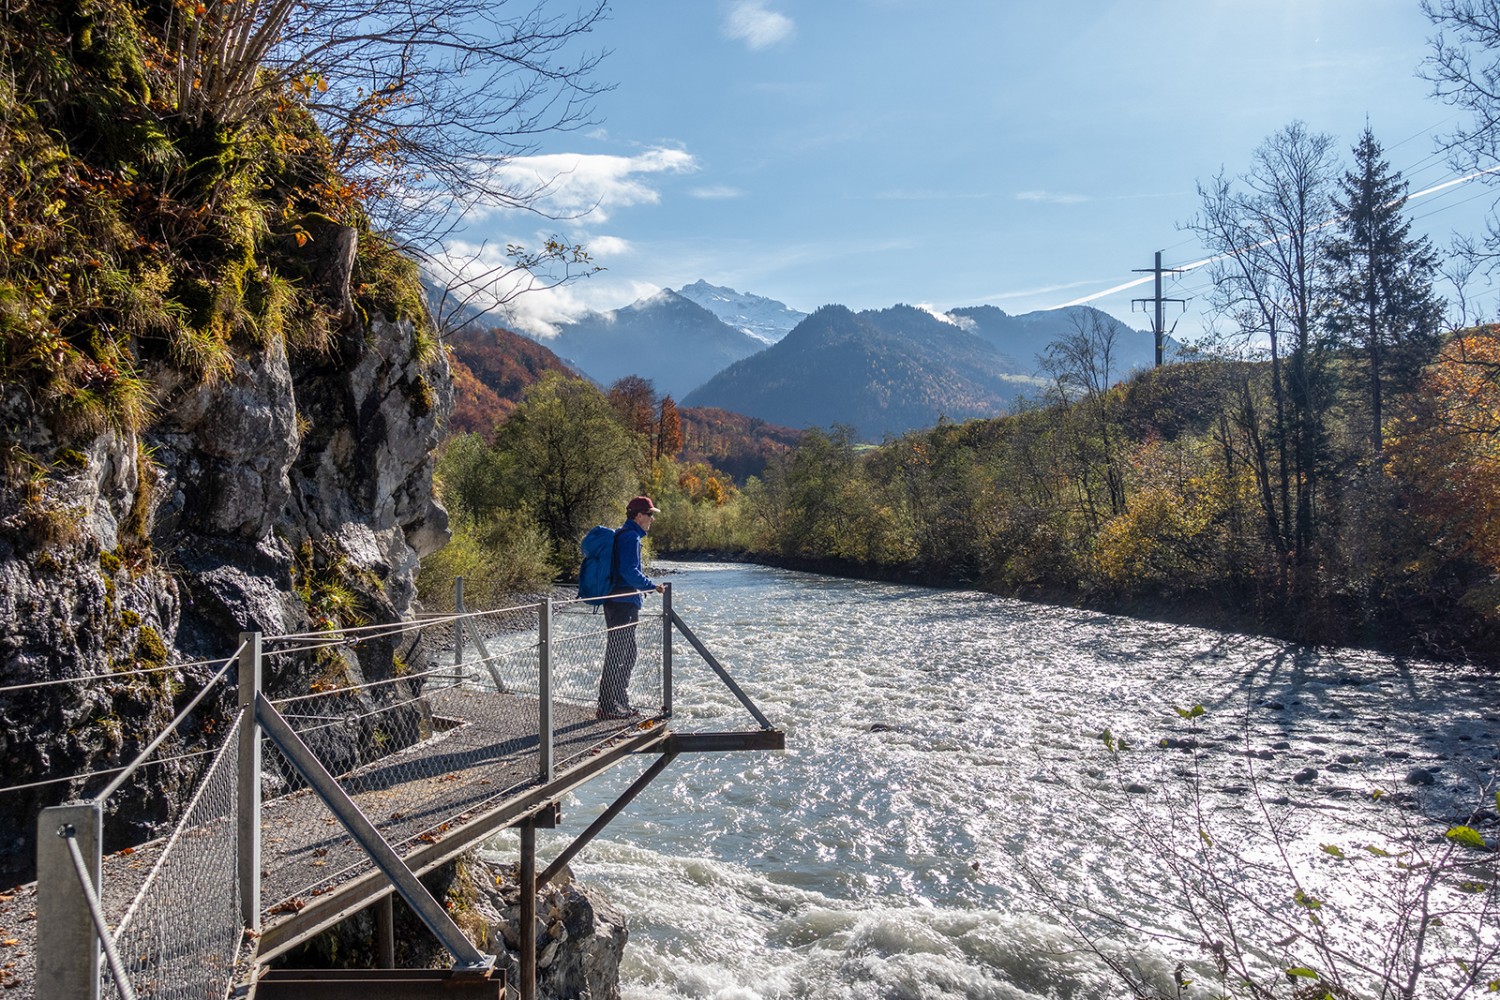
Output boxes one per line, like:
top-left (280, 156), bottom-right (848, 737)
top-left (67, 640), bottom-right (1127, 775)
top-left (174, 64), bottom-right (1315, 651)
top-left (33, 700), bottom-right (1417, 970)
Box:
top-left (487, 561), bottom-right (1498, 999)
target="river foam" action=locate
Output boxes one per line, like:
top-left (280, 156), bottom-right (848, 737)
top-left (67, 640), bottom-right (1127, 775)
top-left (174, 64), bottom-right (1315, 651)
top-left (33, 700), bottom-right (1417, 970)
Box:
top-left (487, 561), bottom-right (1498, 998)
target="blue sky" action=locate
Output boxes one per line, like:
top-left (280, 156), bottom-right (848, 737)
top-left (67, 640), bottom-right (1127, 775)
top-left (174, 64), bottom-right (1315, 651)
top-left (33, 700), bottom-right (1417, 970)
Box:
top-left (436, 1), bottom-right (1499, 340)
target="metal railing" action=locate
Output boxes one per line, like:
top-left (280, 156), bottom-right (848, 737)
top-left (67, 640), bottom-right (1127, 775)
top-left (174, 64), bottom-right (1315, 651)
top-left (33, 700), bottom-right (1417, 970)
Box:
top-left (11, 578), bottom-right (780, 1000)
top-left (33, 647), bottom-right (244, 1000)
top-left (16, 578), bottom-right (772, 1000)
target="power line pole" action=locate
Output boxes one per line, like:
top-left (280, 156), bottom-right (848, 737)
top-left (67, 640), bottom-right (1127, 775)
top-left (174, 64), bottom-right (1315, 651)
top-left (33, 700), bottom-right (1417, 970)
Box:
top-left (1131, 250), bottom-right (1186, 367)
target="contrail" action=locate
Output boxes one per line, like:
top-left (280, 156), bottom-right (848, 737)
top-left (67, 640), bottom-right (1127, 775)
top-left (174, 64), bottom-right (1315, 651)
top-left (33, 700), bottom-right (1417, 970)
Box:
top-left (1045, 165), bottom-right (1500, 310)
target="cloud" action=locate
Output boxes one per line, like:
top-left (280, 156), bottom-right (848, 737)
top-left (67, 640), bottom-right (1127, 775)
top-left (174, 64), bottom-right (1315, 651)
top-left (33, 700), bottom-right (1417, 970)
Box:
top-left (586, 235), bottom-right (634, 258)
top-left (915, 303), bottom-right (966, 327)
top-left (1015, 189), bottom-right (1090, 205)
top-left (724, 1), bottom-right (794, 50)
top-left (690, 184), bottom-right (745, 200)
top-left (492, 278), bottom-right (668, 340)
top-left (476, 147), bottom-right (698, 223)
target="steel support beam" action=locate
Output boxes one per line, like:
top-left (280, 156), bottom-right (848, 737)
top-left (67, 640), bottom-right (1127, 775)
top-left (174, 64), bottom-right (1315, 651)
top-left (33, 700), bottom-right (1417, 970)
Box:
top-left (662, 584), bottom-right (673, 716)
top-left (238, 631), bottom-right (262, 929)
top-left (538, 750), bottom-right (679, 888)
top-left (252, 725), bottom-right (670, 964)
top-left (252, 968), bottom-right (504, 999)
top-left (375, 894), bottom-right (395, 969)
top-left (670, 611), bottom-right (773, 729)
top-left (254, 693), bottom-right (492, 972)
top-left (519, 822), bottom-right (537, 1000)
top-left (539, 599), bottom-right (552, 783)
top-left (664, 730), bottom-right (786, 753)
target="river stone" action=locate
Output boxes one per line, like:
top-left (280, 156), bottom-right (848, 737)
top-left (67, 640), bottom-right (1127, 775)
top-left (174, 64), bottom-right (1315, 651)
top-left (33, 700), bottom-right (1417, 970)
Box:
top-left (473, 859), bottom-right (627, 1000)
top-left (1405, 767), bottom-right (1436, 786)
top-left (1292, 767), bottom-right (1318, 784)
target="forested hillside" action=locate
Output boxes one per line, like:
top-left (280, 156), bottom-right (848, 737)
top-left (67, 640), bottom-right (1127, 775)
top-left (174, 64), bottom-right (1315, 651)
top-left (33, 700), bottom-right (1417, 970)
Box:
top-left (446, 323), bottom-right (576, 439)
top-left (652, 124), bottom-right (1500, 659)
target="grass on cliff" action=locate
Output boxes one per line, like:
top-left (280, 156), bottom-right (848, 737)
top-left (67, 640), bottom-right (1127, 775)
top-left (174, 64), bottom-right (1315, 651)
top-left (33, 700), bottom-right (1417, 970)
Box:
top-left (0, 0), bottom-right (433, 535)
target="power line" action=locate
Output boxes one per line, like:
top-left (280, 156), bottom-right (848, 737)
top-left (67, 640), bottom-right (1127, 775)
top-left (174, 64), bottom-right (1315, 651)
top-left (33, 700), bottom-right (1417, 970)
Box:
top-left (1049, 165), bottom-right (1500, 311)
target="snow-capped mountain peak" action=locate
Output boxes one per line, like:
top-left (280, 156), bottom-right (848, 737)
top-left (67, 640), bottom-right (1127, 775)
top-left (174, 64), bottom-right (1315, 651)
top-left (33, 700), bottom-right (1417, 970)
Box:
top-left (674, 279), bottom-right (808, 345)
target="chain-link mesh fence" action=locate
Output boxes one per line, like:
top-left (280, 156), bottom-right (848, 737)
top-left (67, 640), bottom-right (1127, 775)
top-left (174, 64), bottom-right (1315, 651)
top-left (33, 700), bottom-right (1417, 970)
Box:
top-left (11, 592), bottom-right (689, 998)
top-left (101, 712), bottom-right (244, 1000)
top-left (256, 598), bottom-right (668, 911)
top-left (551, 598), bottom-right (665, 727)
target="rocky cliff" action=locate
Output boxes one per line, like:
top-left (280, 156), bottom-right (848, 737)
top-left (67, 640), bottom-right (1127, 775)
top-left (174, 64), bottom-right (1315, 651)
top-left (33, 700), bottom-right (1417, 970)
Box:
top-left (0, 225), bottom-right (452, 882)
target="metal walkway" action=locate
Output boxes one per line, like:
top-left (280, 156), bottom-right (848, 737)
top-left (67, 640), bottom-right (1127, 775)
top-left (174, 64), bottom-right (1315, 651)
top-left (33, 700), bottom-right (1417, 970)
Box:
top-left (3, 583), bottom-right (783, 1000)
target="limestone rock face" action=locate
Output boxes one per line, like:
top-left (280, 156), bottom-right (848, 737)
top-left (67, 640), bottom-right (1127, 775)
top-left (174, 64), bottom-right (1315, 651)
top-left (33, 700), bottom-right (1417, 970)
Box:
top-left (470, 860), bottom-right (628, 1000)
top-left (0, 258), bottom-right (452, 880)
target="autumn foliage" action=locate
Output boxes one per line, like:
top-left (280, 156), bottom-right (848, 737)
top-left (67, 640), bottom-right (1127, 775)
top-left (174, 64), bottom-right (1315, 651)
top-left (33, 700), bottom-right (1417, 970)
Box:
top-left (1387, 328), bottom-right (1500, 582)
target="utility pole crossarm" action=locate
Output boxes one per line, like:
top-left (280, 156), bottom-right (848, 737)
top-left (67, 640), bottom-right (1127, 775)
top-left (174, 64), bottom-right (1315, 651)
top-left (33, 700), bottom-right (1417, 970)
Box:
top-left (1131, 249), bottom-right (1187, 367)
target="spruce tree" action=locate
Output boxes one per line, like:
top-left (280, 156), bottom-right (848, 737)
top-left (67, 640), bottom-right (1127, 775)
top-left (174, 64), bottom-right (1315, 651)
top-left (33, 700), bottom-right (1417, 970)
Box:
top-left (1326, 126), bottom-right (1445, 457)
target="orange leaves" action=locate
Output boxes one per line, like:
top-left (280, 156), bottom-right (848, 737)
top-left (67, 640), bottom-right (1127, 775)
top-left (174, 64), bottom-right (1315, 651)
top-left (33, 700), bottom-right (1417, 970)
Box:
top-left (289, 73), bottom-right (329, 98)
top-left (1386, 329), bottom-right (1500, 574)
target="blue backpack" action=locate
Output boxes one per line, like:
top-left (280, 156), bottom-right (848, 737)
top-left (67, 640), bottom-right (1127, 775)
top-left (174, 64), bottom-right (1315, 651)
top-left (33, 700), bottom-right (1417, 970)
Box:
top-left (577, 526), bottom-right (620, 606)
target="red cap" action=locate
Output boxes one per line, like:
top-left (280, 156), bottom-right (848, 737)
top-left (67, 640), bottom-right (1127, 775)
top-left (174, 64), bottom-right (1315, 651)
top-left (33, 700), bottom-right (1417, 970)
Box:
top-left (626, 495), bottom-right (661, 517)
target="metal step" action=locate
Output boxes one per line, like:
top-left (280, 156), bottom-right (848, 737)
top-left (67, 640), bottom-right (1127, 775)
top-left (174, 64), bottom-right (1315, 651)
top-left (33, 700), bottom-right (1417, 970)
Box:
top-left (250, 967), bottom-right (505, 999)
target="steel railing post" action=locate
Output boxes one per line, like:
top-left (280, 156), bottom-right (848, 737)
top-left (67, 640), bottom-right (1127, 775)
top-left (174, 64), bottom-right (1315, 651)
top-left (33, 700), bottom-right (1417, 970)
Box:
top-left (662, 583), bottom-right (673, 717)
top-left (454, 577), bottom-right (466, 675)
top-left (539, 598), bottom-right (553, 783)
top-left (238, 631), bottom-right (262, 930)
top-left (519, 820), bottom-right (538, 1000)
top-left (37, 801), bottom-right (103, 1000)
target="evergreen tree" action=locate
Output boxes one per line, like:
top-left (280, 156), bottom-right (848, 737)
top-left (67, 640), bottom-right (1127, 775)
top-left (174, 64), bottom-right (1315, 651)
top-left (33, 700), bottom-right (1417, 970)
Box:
top-left (1325, 127), bottom-right (1445, 456)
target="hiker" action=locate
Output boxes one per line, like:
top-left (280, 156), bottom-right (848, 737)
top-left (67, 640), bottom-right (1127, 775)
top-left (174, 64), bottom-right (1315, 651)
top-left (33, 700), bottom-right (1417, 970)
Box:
top-left (598, 495), bottom-right (665, 719)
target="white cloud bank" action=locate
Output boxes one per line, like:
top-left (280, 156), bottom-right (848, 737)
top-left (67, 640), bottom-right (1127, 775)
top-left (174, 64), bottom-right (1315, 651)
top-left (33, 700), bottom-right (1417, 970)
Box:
top-left (724, 1), bottom-right (794, 50)
top-left (476, 147), bottom-right (697, 223)
top-left (428, 236), bottom-right (661, 340)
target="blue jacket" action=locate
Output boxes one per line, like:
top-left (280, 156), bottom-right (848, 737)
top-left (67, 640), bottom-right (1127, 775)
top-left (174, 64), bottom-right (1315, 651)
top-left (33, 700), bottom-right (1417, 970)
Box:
top-left (609, 519), bottom-right (654, 608)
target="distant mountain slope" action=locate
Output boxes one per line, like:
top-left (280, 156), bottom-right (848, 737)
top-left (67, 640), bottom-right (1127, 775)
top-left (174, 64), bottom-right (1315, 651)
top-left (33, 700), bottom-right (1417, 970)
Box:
top-left (948, 304), bottom-right (1171, 372)
top-left (683, 304), bottom-right (1042, 440)
top-left (674, 280), bottom-right (808, 344)
top-left (537, 290), bottom-right (765, 398)
top-left (445, 324), bottom-right (574, 439)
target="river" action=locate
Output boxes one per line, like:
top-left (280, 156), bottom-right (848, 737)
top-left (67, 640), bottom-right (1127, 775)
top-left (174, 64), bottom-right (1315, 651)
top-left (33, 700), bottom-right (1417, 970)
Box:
top-left (491, 561), bottom-right (1498, 999)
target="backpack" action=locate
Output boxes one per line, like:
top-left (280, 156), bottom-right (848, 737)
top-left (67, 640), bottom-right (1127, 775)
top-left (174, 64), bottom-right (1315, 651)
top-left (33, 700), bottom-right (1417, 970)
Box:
top-left (577, 525), bottom-right (620, 606)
